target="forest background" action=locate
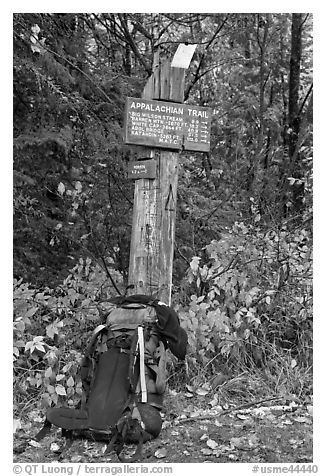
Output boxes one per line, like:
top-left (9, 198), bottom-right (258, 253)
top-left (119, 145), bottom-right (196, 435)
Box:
top-left (12, 12), bottom-right (314, 424)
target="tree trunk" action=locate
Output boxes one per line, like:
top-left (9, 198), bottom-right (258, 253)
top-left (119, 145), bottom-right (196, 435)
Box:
top-left (288, 13), bottom-right (304, 212)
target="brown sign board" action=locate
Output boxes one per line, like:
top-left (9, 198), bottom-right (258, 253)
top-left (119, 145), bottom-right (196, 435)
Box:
top-left (127, 159), bottom-right (157, 180)
top-left (124, 97), bottom-right (211, 152)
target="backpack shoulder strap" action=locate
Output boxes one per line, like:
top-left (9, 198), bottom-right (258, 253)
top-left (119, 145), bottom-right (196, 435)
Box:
top-left (80, 323), bottom-right (111, 396)
top-left (137, 326), bottom-right (147, 403)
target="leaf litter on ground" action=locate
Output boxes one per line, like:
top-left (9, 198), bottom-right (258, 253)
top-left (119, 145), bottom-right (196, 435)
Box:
top-left (13, 391), bottom-right (313, 464)
top-left (230, 434), bottom-right (260, 450)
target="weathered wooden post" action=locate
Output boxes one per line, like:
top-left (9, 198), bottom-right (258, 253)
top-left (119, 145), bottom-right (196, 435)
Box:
top-left (124, 46), bottom-right (211, 305)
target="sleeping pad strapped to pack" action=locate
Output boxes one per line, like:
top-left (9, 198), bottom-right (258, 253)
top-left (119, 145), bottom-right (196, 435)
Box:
top-left (34, 295), bottom-right (188, 461)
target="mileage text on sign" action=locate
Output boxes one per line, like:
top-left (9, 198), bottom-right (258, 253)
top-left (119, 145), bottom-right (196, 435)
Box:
top-left (124, 97), bottom-right (212, 152)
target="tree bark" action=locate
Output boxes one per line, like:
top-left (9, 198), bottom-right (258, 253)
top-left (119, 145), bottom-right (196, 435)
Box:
top-left (288, 13), bottom-right (303, 161)
top-left (288, 13), bottom-right (304, 212)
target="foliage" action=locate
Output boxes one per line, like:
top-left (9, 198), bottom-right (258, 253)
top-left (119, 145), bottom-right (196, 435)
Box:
top-left (13, 216), bottom-right (312, 416)
top-left (13, 258), bottom-right (122, 416)
top-left (175, 219), bottom-right (312, 396)
top-left (13, 13), bottom-right (140, 286)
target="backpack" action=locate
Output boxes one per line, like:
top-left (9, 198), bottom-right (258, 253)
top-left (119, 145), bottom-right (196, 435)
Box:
top-left (34, 295), bottom-right (187, 461)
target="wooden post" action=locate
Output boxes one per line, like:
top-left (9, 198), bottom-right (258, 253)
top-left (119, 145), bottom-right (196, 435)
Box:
top-left (127, 61), bottom-right (185, 304)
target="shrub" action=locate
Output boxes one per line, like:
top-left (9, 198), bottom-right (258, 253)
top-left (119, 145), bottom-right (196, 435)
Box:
top-left (13, 258), bottom-right (122, 416)
top-left (175, 221), bottom-right (312, 395)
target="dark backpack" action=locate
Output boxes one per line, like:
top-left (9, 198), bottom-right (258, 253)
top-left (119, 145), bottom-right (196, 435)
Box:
top-left (34, 295), bottom-right (187, 461)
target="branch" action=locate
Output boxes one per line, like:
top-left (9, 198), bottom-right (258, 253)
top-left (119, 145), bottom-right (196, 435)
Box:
top-left (290, 86), bottom-right (313, 164)
top-left (13, 27), bottom-right (115, 106)
top-left (298, 83), bottom-right (313, 118)
top-left (155, 17), bottom-right (176, 43)
top-left (210, 252), bottom-right (240, 280)
top-left (99, 256), bottom-right (122, 296)
top-left (80, 207), bottom-right (122, 296)
top-left (201, 160), bottom-right (257, 221)
top-left (118, 13), bottom-right (152, 76)
top-left (178, 396), bottom-right (284, 424)
top-left (186, 54), bottom-right (260, 86)
top-left (93, 13), bottom-right (126, 43)
top-left (82, 14), bottom-right (113, 58)
top-left (185, 15), bottom-right (229, 100)
top-left (129, 14), bottom-right (154, 42)
top-left (175, 243), bottom-right (191, 266)
top-left (301, 13), bottom-right (311, 28)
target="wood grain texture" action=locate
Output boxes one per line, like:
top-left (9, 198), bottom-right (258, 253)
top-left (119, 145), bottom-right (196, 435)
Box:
top-left (127, 62), bottom-right (185, 304)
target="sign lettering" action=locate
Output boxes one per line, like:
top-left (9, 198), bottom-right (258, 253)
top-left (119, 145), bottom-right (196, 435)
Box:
top-left (124, 97), bottom-right (212, 152)
top-left (127, 159), bottom-right (157, 180)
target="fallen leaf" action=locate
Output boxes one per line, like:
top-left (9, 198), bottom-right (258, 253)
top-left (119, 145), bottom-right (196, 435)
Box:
top-left (185, 392), bottom-right (194, 398)
top-left (270, 402), bottom-right (298, 412)
top-left (219, 444), bottom-right (232, 452)
top-left (214, 419), bottom-right (223, 427)
top-left (155, 448), bottom-right (167, 459)
top-left (199, 425), bottom-right (208, 431)
top-left (236, 413), bottom-right (249, 420)
top-left (30, 410), bottom-right (44, 422)
top-left (228, 454), bottom-right (239, 460)
top-left (200, 433), bottom-right (209, 441)
top-left (230, 435), bottom-right (259, 450)
top-left (230, 437), bottom-right (244, 449)
top-left (183, 450), bottom-right (190, 455)
top-left (101, 444), bottom-right (108, 453)
top-left (195, 387), bottom-right (209, 396)
top-left (211, 373), bottom-right (229, 387)
top-left (293, 416), bottom-right (311, 424)
top-left (206, 439), bottom-right (218, 450)
top-left (289, 438), bottom-right (304, 446)
top-left (265, 414), bottom-right (276, 422)
top-left (248, 435), bottom-right (260, 447)
top-left (28, 440), bottom-right (41, 448)
top-left (253, 408), bottom-right (271, 418)
top-left (50, 442), bottom-right (61, 452)
top-left (201, 448), bottom-right (213, 455)
top-left (281, 419), bottom-right (293, 425)
top-left (307, 405), bottom-right (313, 416)
top-left (208, 397), bottom-right (218, 406)
top-left (162, 421), bottom-right (171, 429)
top-left (33, 416), bottom-right (44, 423)
top-left (71, 455), bottom-right (84, 462)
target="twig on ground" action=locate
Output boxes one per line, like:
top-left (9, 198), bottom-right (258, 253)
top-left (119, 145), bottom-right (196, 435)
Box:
top-left (177, 396), bottom-right (284, 424)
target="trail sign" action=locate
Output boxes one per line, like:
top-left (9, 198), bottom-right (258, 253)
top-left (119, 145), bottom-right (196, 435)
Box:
top-left (127, 58), bottom-right (211, 304)
top-left (124, 97), bottom-right (211, 152)
top-left (127, 159), bottom-right (156, 180)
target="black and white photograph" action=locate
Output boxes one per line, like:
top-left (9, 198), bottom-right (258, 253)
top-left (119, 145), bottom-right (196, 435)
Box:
top-left (11, 9), bottom-right (317, 473)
